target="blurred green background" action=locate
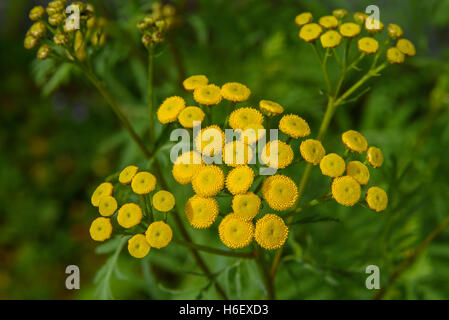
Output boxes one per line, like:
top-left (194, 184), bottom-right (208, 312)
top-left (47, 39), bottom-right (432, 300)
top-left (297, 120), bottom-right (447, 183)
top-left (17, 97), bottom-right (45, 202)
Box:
top-left (1, 0), bottom-right (449, 299)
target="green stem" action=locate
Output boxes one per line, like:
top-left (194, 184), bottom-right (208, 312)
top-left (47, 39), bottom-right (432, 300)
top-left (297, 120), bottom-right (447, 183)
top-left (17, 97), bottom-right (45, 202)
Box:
top-left (173, 239), bottom-right (254, 259)
top-left (148, 45), bottom-right (155, 152)
top-left (312, 43), bottom-right (331, 94)
top-left (255, 246), bottom-right (275, 299)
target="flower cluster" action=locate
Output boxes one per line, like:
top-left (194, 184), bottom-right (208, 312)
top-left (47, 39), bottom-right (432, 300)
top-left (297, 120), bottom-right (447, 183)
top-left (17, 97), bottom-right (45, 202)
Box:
top-left (295, 9), bottom-right (415, 64)
top-left (89, 165), bottom-right (176, 258)
top-left (24, 1), bottom-right (107, 61)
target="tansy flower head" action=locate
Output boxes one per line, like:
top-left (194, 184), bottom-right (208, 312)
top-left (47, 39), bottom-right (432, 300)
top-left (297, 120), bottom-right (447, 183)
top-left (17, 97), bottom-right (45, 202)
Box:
top-left (318, 15), bottom-right (338, 29)
top-left (131, 171), bottom-right (157, 195)
top-left (262, 175), bottom-right (298, 211)
top-left (239, 123), bottom-right (266, 145)
top-left (24, 36), bottom-right (38, 50)
top-left (89, 217), bottom-right (113, 242)
top-left (358, 37), bottom-right (379, 54)
top-left (128, 234), bottom-right (150, 258)
top-left (172, 151), bottom-right (203, 184)
top-left (185, 195), bottom-right (219, 229)
top-left (218, 213), bottom-right (254, 249)
top-left (366, 186), bottom-right (388, 212)
top-left (152, 190), bottom-right (175, 212)
top-left (29, 6), bottom-right (45, 21)
top-left (119, 165), bottom-right (139, 185)
top-left (98, 196), bottom-right (118, 217)
top-left (226, 165), bottom-right (254, 195)
top-left (300, 139), bottom-right (325, 165)
top-left (255, 214), bottom-right (288, 250)
top-left (295, 12), bottom-right (313, 27)
top-left (365, 17), bottom-right (384, 34)
top-left (145, 221), bottom-right (173, 249)
top-left (388, 24), bottom-right (403, 39)
top-left (221, 82), bottom-right (251, 102)
top-left (91, 182), bottom-right (114, 207)
top-left (342, 130), bottom-right (368, 153)
top-left (387, 47), bottom-right (405, 64)
top-left (397, 38), bottom-right (416, 57)
top-left (193, 84), bottom-right (222, 105)
top-left (177, 106), bottom-right (205, 128)
top-left (29, 21), bottom-right (46, 38)
top-left (157, 96), bottom-right (186, 124)
top-left (194, 125), bottom-right (225, 156)
top-left (332, 176), bottom-right (361, 206)
top-left (332, 9), bottom-right (348, 19)
top-left (259, 100), bottom-right (284, 116)
top-left (353, 12), bottom-right (368, 24)
top-left (229, 107), bottom-right (264, 130)
top-left (319, 153), bottom-right (346, 178)
top-left (299, 23), bottom-right (322, 42)
top-left (346, 161), bottom-right (370, 185)
top-left (279, 114), bottom-right (311, 139)
top-left (117, 203), bottom-right (143, 228)
top-left (320, 30), bottom-right (342, 48)
top-left (192, 165), bottom-right (224, 197)
top-left (261, 140), bottom-right (294, 169)
top-left (339, 22), bottom-right (361, 38)
top-left (222, 141), bottom-right (253, 167)
top-left (183, 75), bottom-right (208, 91)
top-left (366, 146), bottom-right (384, 168)
top-left (232, 192), bottom-right (261, 221)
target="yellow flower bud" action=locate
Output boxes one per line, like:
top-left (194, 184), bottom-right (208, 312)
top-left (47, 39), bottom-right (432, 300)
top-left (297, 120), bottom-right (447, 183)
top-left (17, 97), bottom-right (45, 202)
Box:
top-left (54, 32), bottom-right (69, 45)
top-left (24, 36), bottom-right (38, 50)
top-left (29, 6), bottom-right (45, 21)
top-left (353, 12), bottom-right (368, 24)
top-left (37, 44), bottom-right (51, 60)
top-left (387, 24), bottom-right (403, 39)
top-left (48, 13), bottom-right (65, 26)
top-left (332, 9), bottom-right (348, 19)
top-left (29, 21), bottom-right (46, 38)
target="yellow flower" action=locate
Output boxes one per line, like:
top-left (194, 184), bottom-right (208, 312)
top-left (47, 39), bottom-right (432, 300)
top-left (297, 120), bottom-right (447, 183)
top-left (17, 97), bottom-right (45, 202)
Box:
top-left (89, 217), bottom-right (113, 242)
top-left (239, 123), bottom-right (266, 145)
top-left (192, 165), bottom-right (224, 197)
top-left (194, 125), bottom-right (225, 156)
top-left (232, 192), bottom-right (261, 221)
top-left (172, 151), bottom-right (203, 184)
top-left (318, 15), bottom-right (338, 29)
top-left (299, 23), bottom-right (322, 42)
top-left (221, 82), bottom-right (251, 102)
top-left (98, 196), bottom-right (118, 217)
top-left (387, 47), bottom-right (405, 64)
top-left (261, 140), bottom-right (293, 169)
top-left (259, 100), bottom-right (284, 116)
top-left (279, 114), bottom-right (311, 139)
top-left (320, 30), bottom-right (342, 48)
top-left (262, 175), bottom-right (298, 211)
top-left (152, 190), bottom-right (175, 212)
top-left (29, 6), bottom-right (45, 21)
top-left (117, 203), bottom-right (143, 228)
top-left (300, 139), bottom-right (325, 165)
top-left (229, 107), bottom-right (264, 130)
top-left (358, 37), bottom-right (379, 54)
top-left (397, 38), bottom-right (416, 57)
top-left (295, 12), bottom-right (313, 27)
top-left (128, 234), bottom-right (150, 258)
top-left (91, 182), bottom-right (114, 207)
top-left (388, 24), bottom-right (403, 39)
top-left (145, 221), bottom-right (173, 249)
top-left (255, 214), bottom-right (288, 250)
top-left (226, 165), bottom-right (254, 195)
top-left (218, 213), bottom-right (254, 249)
top-left (177, 106), bottom-right (205, 128)
top-left (339, 23), bottom-right (361, 38)
top-left (366, 146), bottom-right (384, 168)
top-left (353, 12), bottom-right (368, 24)
top-left (365, 17), bottom-right (384, 34)
top-left (319, 153), bottom-right (346, 178)
top-left (342, 130), bottom-right (368, 153)
top-left (222, 141), bottom-right (253, 167)
top-left (185, 195), bottom-right (219, 229)
top-left (366, 186), bottom-right (388, 212)
top-left (119, 165), bottom-right (139, 185)
top-left (346, 161), bottom-right (370, 185)
top-left (183, 75), bottom-right (208, 91)
top-left (157, 96), bottom-right (186, 124)
top-left (193, 84), bottom-right (222, 105)
top-left (331, 176), bottom-right (361, 206)
top-left (131, 171), bottom-right (157, 195)
top-left (332, 9), bottom-right (348, 19)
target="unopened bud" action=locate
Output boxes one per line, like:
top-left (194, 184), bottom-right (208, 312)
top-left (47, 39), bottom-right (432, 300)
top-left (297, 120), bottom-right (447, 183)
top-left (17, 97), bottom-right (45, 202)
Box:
top-left (29, 6), bottom-right (45, 21)
top-left (332, 9), bottom-right (348, 19)
top-left (142, 33), bottom-right (153, 48)
top-left (49, 13), bottom-right (65, 26)
top-left (353, 12), bottom-right (368, 24)
top-left (137, 20), bottom-right (148, 32)
top-left (29, 21), bottom-right (46, 38)
top-left (37, 44), bottom-right (51, 60)
top-left (162, 4), bottom-right (176, 17)
top-left (387, 24), bottom-right (403, 40)
top-left (54, 32), bottom-right (69, 45)
top-left (24, 36), bottom-right (38, 50)
top-left (152, 32), bottom-right (164, 44)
